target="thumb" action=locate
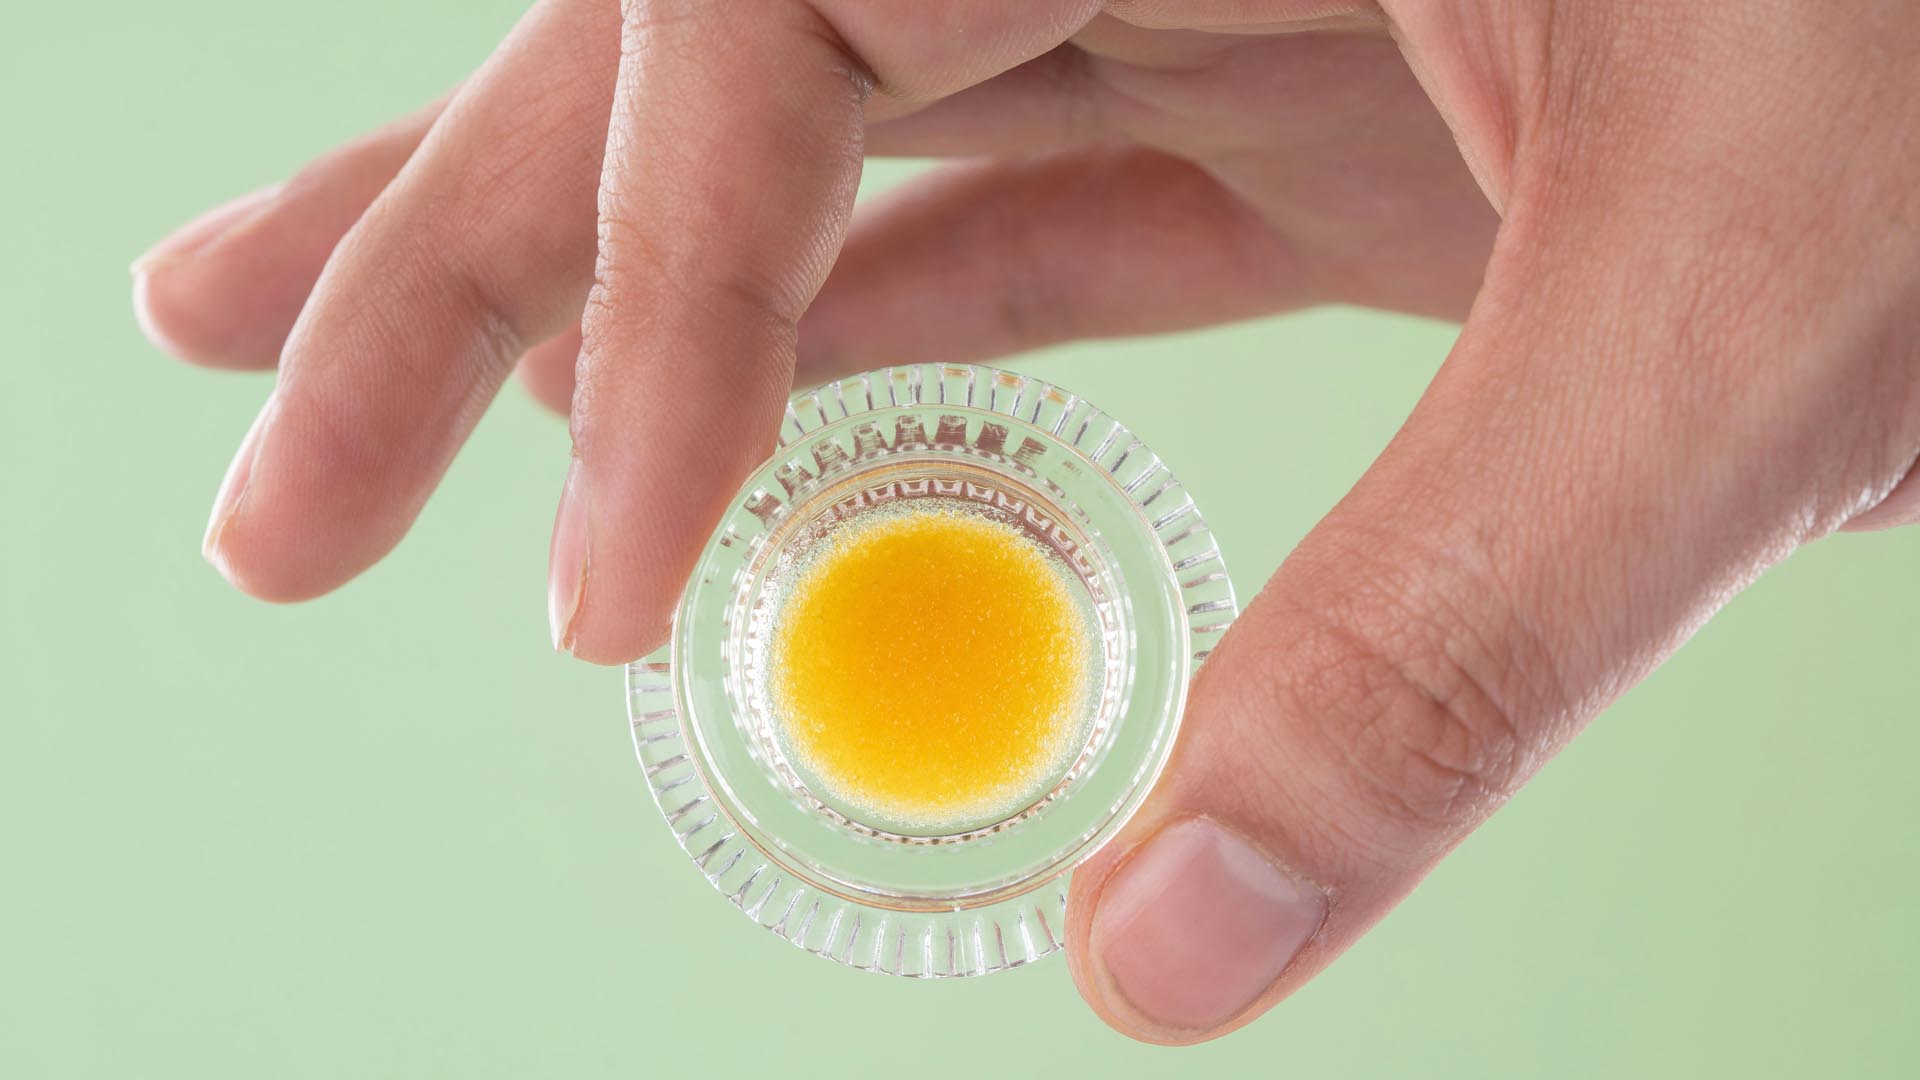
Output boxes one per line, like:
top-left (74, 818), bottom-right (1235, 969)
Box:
top-left (1063, 111), bottom-right (1915, 1048)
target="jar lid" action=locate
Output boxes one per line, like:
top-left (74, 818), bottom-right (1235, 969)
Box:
top-left (626, 363), bottom-right (1236, 977)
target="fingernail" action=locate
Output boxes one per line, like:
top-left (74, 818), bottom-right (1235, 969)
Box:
top-left (203, 395), bottom-right (275, 581)
top-left (548, 459), bottom-right (589, 653)
top-left (1091, 817), bottom-right (1327, 1035)
top-left (131, 184), bottom-right (281, 277)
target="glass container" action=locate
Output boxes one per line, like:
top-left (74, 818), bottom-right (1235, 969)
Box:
top-left (626, 363), bottom-right (1236, 976)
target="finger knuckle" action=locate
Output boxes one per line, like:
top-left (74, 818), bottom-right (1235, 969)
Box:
top-left (1274, 543), bottom-right (1557, 848)
top-left (405, 229), bottom-right (528, 382)
top-left (1325, 619), bottom-right (1524, 834)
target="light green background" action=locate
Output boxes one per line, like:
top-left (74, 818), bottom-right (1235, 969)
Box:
top-left (3, 3), bottom-right (1915, 1077)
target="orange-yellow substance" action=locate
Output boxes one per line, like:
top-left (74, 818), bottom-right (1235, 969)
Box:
top-left (770, 508), bottom-right (1090, 826)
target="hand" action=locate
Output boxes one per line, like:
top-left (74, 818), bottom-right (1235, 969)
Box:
top-left (132, 0), bottom-right (1920, 1045)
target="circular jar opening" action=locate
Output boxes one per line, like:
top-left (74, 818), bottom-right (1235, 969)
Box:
top-left (735, 456), bottom-right (1131, 841)
top-left (627, 364), bottom-right (1237, 977)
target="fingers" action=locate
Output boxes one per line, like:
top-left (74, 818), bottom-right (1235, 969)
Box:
top-left (134, 41), bottom-right (1124, 376)
top-left (1064, 166), bottom-right (1918, 1045)
top-left (552, 0), bottom-right (1102, 663)
top-left (202, 0), bottom-right (618, 601)
top-left (521, 148), bottom-right (1302, 413)
top-left (523, 139), bottom-right (1466, 412)
top-left (131, 98), bottom-right (444, 369)
top-left (795, 148), bottom-right (1306, 383)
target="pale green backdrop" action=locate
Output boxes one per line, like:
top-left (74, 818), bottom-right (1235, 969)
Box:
top-left (3, 3), bottom-right (1915, 1077)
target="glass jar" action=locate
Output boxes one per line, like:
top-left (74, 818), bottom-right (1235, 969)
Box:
top-left (626, 363), bottom-right (1236, 977)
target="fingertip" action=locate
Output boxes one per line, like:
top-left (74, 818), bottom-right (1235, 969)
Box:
top-left (195, 400), bottom-right (398, 607)
top-left (203, 496), bottom-right (362, 606)
top-left (130, 265), bottom-right (197, 363)
top-left (202, 538), bottom-right (330, 605)
top-left (132, 186), bottom-right (293, 369)
top-left (551, 433), bottom-right (777, 666)
top-left (206, 494), bottom-right (407, 605)
top-left (541, 449), bottom-right (681, 665)
top-left (554, 559), bottom-right (677, 665)
top-left (131, 242), bottom-right (302, 371)
top-left (202, 516), bottom-right (347, 604)
top-left (1066, 815), bottom-right (1329, 1045)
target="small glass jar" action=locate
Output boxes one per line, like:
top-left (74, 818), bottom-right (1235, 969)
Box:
top-left (626, 363), bottom-right (1236, 977)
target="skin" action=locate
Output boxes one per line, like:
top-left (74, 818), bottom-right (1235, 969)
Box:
top-left (132, 0), bottom-right (1920, 1046)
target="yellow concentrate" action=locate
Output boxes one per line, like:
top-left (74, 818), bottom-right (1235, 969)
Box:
top-left (769, 507), bottom-right (1090, 827)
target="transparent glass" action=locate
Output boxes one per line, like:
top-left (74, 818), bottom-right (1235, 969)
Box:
top-left (626, 364), bottom-right (1237, 977)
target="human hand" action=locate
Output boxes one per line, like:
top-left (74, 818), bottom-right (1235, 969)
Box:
top-left (132, 0), bottom-right (1920, 1045)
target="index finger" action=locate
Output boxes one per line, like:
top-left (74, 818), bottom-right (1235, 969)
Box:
top-left (552, 0), bottom-right (1101, 661)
